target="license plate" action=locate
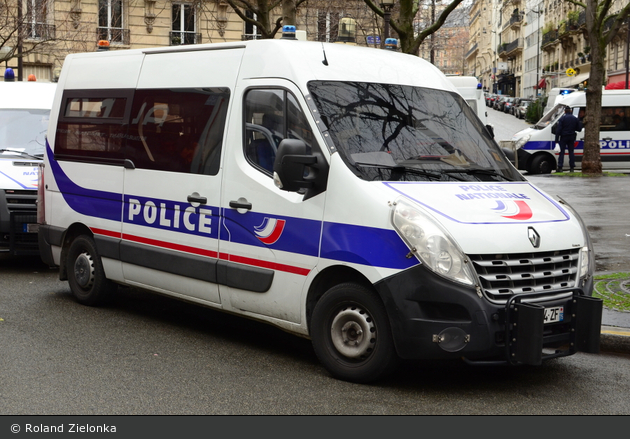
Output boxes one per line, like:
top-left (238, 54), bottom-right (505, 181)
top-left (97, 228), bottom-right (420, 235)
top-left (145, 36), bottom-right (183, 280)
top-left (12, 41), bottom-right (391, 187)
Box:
top-left (544, 306), bottom-right (564, 324)
top-left (25, 224), bottom-right (39, 233)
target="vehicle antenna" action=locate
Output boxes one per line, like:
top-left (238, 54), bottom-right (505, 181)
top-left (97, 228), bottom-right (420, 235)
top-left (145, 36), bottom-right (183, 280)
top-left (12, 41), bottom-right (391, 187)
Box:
top-left (321, 43), bottom-right (329, 66)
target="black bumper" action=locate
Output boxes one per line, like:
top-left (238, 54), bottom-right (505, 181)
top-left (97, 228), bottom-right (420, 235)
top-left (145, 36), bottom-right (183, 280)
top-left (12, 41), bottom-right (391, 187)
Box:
top-left (374, 264), bottom-right (602, 365)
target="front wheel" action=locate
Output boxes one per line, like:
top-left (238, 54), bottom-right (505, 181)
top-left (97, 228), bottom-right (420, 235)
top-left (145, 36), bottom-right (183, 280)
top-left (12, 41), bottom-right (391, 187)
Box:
top-left (528, 154), bottom-right (554, 175)
top-left (66, 235), bottom-right (116, 306)
top-left (311, 283), bottom-right (399, 383)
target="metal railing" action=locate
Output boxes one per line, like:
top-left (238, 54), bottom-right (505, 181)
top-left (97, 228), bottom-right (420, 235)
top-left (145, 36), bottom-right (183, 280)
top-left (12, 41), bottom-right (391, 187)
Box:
top-left (97, 27), bottom-right (130, 45)
top-left (170, 31), bottom-right (202, 45)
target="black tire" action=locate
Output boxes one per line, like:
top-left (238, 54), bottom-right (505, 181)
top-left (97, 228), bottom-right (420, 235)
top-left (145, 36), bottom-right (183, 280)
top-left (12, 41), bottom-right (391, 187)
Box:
top-left (528, 154), bottom-right (554, 175)
top-left (66, 235), bottom-right (115, 306)
top-left (311, 283), bottom-right (399, 383)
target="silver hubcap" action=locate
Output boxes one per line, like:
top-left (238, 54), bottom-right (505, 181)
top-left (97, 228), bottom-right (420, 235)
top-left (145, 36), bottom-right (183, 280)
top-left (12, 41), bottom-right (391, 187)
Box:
top-left (74, 252), bottom-right (94, 289)
top-left (330, 306), bottom-right (376, 359)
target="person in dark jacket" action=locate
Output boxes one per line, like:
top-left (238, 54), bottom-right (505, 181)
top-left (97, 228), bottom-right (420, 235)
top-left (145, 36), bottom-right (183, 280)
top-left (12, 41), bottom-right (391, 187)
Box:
top-left (554, 106), bottom-right (583, 172)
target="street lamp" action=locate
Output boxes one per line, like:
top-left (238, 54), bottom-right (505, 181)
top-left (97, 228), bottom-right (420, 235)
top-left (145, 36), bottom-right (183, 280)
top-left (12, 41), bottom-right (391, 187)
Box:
top-left (380, 0), bottom-right (394, 49)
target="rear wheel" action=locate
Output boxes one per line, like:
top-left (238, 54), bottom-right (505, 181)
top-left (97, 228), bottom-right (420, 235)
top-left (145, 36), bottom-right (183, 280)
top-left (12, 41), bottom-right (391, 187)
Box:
top-left (311, 283), bottom-right (399, 383)
top-left (528, 154), bottom-right (554, 175)
top-left (67, 235), bottom-right (115, 306)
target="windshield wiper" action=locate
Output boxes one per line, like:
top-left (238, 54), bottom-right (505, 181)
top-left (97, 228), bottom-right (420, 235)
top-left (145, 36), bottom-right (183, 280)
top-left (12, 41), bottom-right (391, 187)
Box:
top-left (354, 162), bottom-right (445, 181)
top-left (441, 168), bottom-right (514, 181)
top-left (0, 149), bottom-right (42, 160)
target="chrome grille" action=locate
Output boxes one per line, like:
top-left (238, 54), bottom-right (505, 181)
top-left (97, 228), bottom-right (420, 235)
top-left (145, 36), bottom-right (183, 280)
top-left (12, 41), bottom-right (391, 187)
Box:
top-left (4, 189), bottom-right (37, 210)
top-left (470, 249), bottom-right (580, 303)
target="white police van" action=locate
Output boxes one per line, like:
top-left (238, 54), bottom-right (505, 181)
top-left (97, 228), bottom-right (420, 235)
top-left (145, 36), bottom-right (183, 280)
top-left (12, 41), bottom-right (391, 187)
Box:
top-left (509, 90), bottom-right (630, 174)
top-left (0, 78), bottom-right (56, 255)
top-left (38, 35), bottom-right (602, 382)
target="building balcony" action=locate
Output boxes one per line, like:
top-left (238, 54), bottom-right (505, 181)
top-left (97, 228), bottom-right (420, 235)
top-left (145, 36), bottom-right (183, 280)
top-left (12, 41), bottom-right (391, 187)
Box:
top-left (97, 27), bottom-right (130, 45)
top-left (170, 31), bottom-right (202, 45)
top-left (505, 38), bottom-right (523, 56)
top-left (541, 30), bottom-right (558, 48)
top-left (466, 43), bottom-right (479, 60)
top-left (503, 13), bottom-right (523, 32)
top-left (24, 23), bottom-right (56, 41)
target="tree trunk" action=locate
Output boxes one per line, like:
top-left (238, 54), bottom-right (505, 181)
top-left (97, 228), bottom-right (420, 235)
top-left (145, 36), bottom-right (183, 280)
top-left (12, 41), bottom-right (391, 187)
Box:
top-left (581, 0), bottom-right (603, 174)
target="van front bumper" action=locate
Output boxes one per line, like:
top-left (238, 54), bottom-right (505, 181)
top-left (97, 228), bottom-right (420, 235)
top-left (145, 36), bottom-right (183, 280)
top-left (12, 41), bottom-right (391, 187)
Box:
top-left (374, 264), bottom-right (602, 365)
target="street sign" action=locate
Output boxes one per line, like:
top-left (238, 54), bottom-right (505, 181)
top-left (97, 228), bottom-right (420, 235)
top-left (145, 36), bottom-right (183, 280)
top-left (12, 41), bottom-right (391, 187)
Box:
top-left (566, 68), bottom-right (577, 77)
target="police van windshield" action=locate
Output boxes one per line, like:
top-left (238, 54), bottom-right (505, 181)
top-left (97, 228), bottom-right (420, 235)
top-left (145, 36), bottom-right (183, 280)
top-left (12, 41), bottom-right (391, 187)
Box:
top-left (534, 105), bottom-right (566, 130)
top-left (0, 109), bottom-right (50, 157)
top-left (307, 81), bottom-right (523, 182)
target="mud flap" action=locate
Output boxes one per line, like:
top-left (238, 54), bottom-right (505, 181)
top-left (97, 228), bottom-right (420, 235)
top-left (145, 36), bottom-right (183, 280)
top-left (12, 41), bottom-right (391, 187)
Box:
top-left (574, 295), bottom-right (603, 354)
top-left (512, 303), bottom-right (544, 365)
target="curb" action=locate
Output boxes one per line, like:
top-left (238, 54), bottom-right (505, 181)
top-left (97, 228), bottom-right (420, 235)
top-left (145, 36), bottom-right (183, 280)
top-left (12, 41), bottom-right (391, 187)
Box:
top-left (600, 326), bottom-right (630, 354)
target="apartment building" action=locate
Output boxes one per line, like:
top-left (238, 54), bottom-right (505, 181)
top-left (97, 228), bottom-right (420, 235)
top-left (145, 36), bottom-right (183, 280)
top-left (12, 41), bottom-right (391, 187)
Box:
top-left (465, 0), bottom-right (629, 97)
top-left (419, 4), bottom-right (470, 76)
top-left (0, 0), bottom-right (386, 82)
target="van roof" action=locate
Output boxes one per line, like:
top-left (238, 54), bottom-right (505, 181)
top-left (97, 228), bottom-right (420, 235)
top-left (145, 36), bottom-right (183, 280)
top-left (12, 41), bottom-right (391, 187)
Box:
top-left (554, 89), bottom-right (630, 106)
top-left (59, 39), bottom-right (456, 93)
top-left (0, 81), bottom-right (57, 110)
top-left (445, 76), bottom-right (481, 89)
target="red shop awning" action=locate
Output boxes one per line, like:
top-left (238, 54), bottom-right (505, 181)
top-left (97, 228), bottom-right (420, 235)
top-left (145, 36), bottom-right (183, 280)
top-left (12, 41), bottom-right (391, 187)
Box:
top-left (534, 78), bottom-right (546, 89)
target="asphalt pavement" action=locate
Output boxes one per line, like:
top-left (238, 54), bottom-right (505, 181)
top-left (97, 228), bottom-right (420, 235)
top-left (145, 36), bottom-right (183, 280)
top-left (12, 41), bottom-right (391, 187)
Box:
top-left (488, 106), bottom-right (630, 354)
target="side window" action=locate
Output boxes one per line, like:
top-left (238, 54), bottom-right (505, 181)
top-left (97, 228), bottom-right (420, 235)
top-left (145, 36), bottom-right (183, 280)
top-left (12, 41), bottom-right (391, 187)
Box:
top-left (244, 89), bottom-right (317, 175)
top-left (600, 106), bottom-right (630, 132)
top-left (127, 88), bottom-right (230, 174)
top-left (56, 91), bottom-right (130, 160)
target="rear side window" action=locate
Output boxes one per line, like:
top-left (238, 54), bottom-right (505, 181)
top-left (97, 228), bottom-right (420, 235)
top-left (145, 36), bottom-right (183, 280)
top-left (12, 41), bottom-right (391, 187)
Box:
top-left (600, 106), bottom-right (630, 132)
top-left (56, 91), bottom-right (132, 160)
top-left (55, 88), bottom-right (230, 175)
top-left (126, 88), bottom-right (230, 174)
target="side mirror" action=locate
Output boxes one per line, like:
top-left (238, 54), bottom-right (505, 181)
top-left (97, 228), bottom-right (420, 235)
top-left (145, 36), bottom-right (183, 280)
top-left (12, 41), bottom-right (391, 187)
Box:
top-left (485, 124), bottom-right (495, 138)
top-left (273, 139), bottom-right (328, 200)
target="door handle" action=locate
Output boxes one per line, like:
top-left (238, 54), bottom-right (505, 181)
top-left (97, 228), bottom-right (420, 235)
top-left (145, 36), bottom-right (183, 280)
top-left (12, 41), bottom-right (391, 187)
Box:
top-left (229, 198), bottom-right (252, 210)
top-left (602, 137), bottom-right (612, 141)
top-left (187, 193), bottom-right (207, 204)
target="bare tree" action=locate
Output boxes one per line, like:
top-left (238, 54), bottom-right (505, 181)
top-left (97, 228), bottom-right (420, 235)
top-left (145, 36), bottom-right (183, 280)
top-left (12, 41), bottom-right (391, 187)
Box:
top-left (362, 0), bottom-right (465, 55)
top-left (222, 0), bottom-right (308, 39)
top-left (565, 0), bottom-right (630, 174)
top-left (1, 0), bottom-right (96, 80)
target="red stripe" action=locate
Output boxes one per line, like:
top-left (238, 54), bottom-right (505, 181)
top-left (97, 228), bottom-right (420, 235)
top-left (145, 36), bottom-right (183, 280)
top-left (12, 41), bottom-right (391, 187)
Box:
top-left (258, 219), bottom-right (286, 245)
top-left (91, 228), bottom-right (310, 276)
top-left (227, 253), bottom-right (311, 276)
top-left (502, 200), bottom-right (533, 221)
top-left (122, 233), bottom-right (219, 258)
top-left (91, 227), bottom-right (121, 238)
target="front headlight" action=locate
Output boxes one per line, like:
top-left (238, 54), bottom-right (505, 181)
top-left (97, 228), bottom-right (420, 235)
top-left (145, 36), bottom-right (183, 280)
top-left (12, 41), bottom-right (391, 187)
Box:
top-left (557, 197), bottom-right (593, 285)
top-left (514, 134), bottom-right (531, 149)
top-left (579, 246), bottom-right (590, 279)
top-left (391, 197), bottom-right (477, 286)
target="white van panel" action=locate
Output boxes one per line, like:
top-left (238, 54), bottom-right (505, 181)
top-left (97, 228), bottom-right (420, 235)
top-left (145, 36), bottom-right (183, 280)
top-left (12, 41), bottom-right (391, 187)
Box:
top-left (137, 47), bottom-right (245, 89)
top-left (61, 52), bottom-right (145, 90)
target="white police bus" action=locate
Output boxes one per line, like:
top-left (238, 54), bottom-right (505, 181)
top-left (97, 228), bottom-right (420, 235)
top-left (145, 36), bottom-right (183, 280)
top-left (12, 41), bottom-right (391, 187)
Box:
top-left (38, 34), bottom-right (602, 382)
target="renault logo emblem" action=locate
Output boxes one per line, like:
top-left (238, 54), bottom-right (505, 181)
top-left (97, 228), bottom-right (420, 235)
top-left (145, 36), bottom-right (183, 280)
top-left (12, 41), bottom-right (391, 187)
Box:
top-left (528, 227), bottom-right (540, 248)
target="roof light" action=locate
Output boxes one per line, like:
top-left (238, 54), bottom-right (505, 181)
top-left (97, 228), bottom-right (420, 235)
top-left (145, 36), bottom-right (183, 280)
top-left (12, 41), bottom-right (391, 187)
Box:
top-left (477, 83), bottom-right (482, 89)
top-left (4, 68), bottom-right (15, 81)
top-left (384, 38), bottom-right (398, 50)
top-left (282, 25), bottom-right (297, 40)
top-left (28, 74), bottom-right (37, 81)
top-left (97, 40), bottom-right (110, 51)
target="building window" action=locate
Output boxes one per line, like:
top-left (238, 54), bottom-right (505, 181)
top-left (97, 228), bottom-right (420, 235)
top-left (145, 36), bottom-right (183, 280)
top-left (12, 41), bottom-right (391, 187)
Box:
top-left (244, 10), bottom-right (261, 40)
top-left (317, 11), bottom-right (339, 42)
top-left (26, 0), bottom-right (51, 40)
top-left (171, 3), bottom-right (198, 45)
top-left (98, 0), bottom-right (125, 43)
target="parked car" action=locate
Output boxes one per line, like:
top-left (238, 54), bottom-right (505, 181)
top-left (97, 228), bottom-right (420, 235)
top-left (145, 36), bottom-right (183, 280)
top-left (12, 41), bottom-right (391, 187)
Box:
top-left (503, 97), bottom-right (516, 114)
top-left (493, 96), bottom-right (507, 111)
top-left (485, 93), bottom-right (495, 107)
top-left (516, 99), bottom-right (533, 119)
